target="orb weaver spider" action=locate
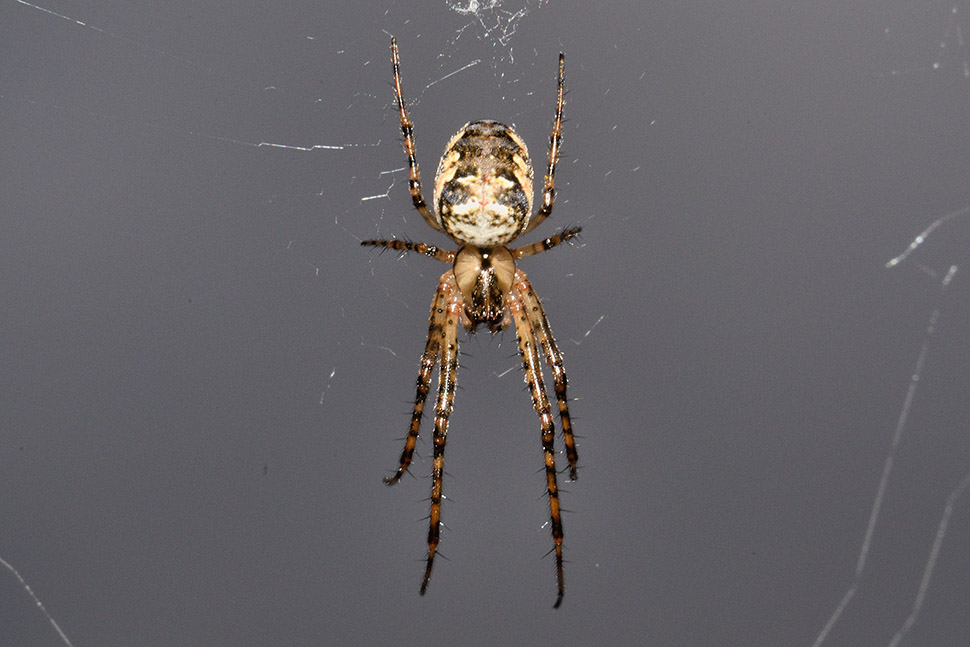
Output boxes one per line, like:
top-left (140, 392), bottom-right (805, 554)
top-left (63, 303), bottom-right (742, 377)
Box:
top-left (362, 38), bottom-right (580, 608)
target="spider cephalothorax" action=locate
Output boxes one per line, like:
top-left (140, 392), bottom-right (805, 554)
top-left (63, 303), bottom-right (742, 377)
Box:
top-left (453, 245), bottom-right (514, 332)
top-left (362, 38), bottom-right (581, 608)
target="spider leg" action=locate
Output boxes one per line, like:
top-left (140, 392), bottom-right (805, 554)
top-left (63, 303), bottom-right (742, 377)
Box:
top-left (361, 238), bottom-right (455, 263)
top-left (522, 52), bottom-right (565, 235)
top-left (391, 37), bottom-right (445, 234)
top-left (511, 226), bottom-right (582, 260)
top-left (509, 282), bottom-right (565, 608)
top-left (383, 280), bottom-right (447, 485)
top-left (421, 273), bottom-right (462, 595)
top-left (515, 270), bottom-right (579, 480)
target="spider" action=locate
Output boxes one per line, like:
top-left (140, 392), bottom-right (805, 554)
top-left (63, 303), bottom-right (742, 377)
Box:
top-left (362, 38), bottom-right (580, 608)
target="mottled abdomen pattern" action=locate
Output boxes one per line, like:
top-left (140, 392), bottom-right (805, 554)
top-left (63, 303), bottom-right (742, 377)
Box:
top-left (433, 120), bottom-right (535, 247)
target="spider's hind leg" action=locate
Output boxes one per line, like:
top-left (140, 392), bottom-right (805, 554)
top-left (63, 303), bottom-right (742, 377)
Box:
top-left (522, 51), bottom-right (565, 236)
top-left (390, 37), bottom-right (445, 235)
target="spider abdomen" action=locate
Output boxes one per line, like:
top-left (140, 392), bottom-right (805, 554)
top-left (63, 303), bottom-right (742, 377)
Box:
top-left (434, 120), bottom-right (535, 247)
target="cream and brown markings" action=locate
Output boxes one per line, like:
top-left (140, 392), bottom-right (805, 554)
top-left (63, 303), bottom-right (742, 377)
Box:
top-left (433, 120), bottom-right (535, 247)
top-left (364, 38), bottom-right (579, 608)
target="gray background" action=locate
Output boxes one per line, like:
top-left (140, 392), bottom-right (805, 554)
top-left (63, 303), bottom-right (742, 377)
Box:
top-left (4, 1), bottom-right (970, 645)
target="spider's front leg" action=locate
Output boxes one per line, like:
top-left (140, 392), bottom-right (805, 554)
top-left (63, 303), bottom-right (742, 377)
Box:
top-left (421, 273), bottom-right (462, 594)
top-left (508, 278), bottom-right (566, 609)
top-left (382, 280), bottom-right (448, 485)
top-left (378, 271), bottom-right (461, 596)
top-left (514, 271), bottom-right (579, 480)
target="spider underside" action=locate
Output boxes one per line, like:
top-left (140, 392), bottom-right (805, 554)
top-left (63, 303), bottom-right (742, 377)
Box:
top-left (362, 38), bottom-right (580, 608)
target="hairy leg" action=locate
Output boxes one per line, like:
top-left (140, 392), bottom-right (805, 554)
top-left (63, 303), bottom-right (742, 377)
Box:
top-left (361, 238), bottom-right (454, 263)
top-left (421, 274), bottom-right (462, 594)
top-left (383, 276), bottom-right (449, 484)
top-left (391, 37), bottom-right (444, 234)
top-left (514, 271), bottom-right (579, 480)
top-left (511, 226), bottom-right (581, 260)
top-left (509, 284), bottom-right (565, 608)
top-left (522, 52), bottom-right (565, 235)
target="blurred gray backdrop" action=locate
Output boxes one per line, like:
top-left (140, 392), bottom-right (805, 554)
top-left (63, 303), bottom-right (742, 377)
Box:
top-left (3, 1), bottom-right (970, 645)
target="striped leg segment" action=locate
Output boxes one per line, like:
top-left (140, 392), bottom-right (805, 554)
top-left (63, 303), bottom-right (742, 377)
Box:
top-left (382, 278), bottom-right (449, 485)
top-left (509, 282), bottom-right (565, 608)
top-left (361, 238), bottom-right (455, 264)
top-left (511, 226), bottom-right (582, 261)
top-left (421, 274), bottom-right (462, 594)
top-left (514, 270), bottom-right (579, 480)
top-left (523, 52), bottom-right (565, 235)
top-left (391, 37), bottom-right (444, 234)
